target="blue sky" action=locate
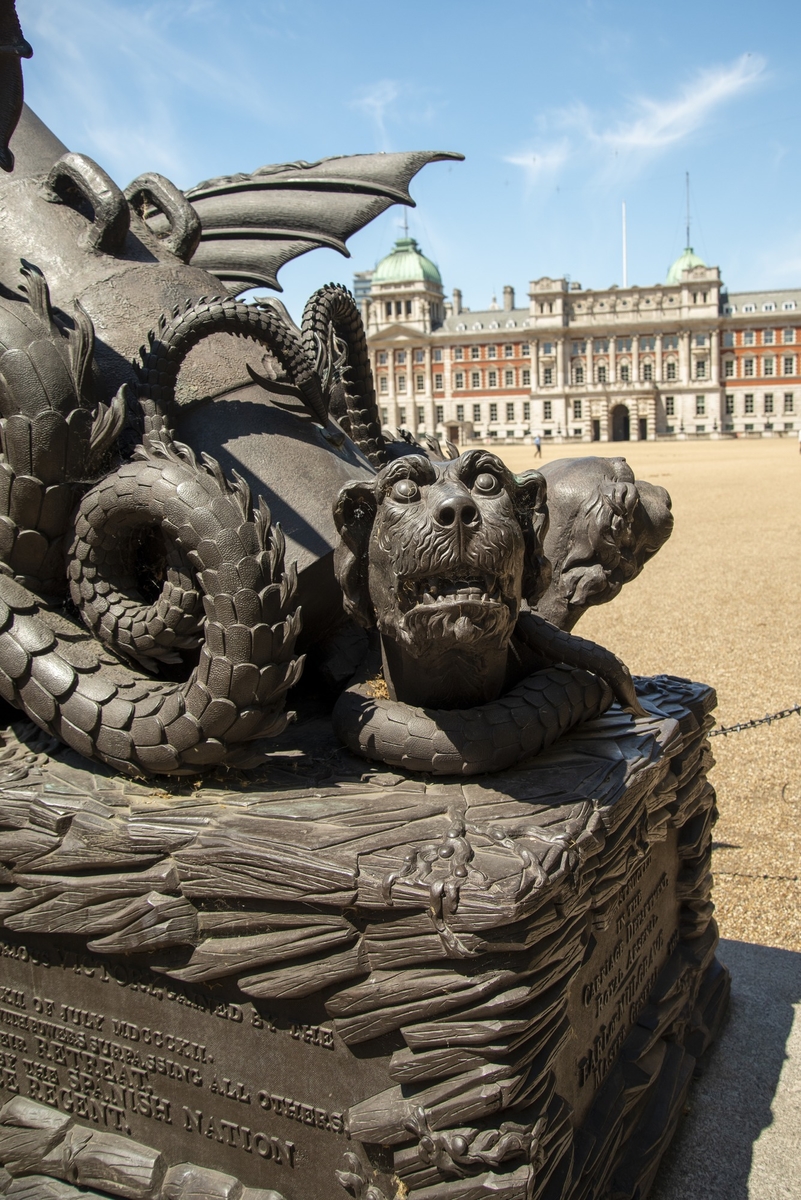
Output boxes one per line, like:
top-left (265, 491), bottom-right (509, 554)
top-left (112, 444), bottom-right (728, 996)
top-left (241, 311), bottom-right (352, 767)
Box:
top-left (17, 0), bottom-right (801, 321)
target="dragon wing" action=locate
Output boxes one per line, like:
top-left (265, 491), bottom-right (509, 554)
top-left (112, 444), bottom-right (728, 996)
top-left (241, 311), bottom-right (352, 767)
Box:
top-left (178, 150), bottom-right (463, 293)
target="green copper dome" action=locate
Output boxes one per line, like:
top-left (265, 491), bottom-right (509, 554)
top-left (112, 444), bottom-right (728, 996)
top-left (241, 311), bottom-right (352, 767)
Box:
top-left (666, 246), bottom-right (706, 285)
top-left (372, 236), bottom-right (442, 286)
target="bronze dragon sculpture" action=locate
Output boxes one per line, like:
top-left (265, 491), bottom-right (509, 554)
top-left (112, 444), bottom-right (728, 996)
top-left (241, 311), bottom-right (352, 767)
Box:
top-left (0, 8), bottom-right (672, 779)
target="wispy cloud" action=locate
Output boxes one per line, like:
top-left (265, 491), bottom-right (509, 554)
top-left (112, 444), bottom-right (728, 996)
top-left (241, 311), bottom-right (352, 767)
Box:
top-left (594, 54), bottom-right (765, 152)
top-left (21, 0), bottom-right (271, 184)
top-left (506, 54), bottom-right (766, 190)
top-left (505, 141), bottom-right (571, 187)
top-left (351, 80), bottom-right (401, 148)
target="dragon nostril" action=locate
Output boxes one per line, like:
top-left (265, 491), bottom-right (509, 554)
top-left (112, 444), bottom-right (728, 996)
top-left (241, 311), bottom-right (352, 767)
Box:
top-left (438, 505), bottom-right (456, 526)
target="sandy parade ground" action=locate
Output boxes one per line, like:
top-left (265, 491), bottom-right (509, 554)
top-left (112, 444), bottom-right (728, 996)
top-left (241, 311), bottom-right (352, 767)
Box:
top-left (491, 436), bottom-right (801, 954)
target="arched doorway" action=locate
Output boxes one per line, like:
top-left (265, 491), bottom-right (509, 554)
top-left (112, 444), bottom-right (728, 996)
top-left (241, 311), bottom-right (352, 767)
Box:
top-left (611, 404), bottom-right (630, 441)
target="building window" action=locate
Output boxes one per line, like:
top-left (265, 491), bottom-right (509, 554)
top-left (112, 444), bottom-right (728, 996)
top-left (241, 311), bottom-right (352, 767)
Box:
top-left (764, 393), bottom-right (774, 413)
top-left (380, 407), bottom-right (388, 424)
top-left (398, 406), bottom-right (406, 424)
top-left (523, 401), bottom-right (531, 420)
top-left (594, 339), bottom-right (610, 353)
top-left (435, 404), bottom-right (444, 424)
top-left (434, 372), bottom-right (443, 390)
top-left (695, 395), bottom-right (706, 416)
top-left (504, 345), bottom-right (514, 357)
top-left (745, 394), bottom-right (754, 414)
top-left (455, 372), bottom-right (464, 389)
top-left (489, 403), bottom-right (498, 422)
top-left (724, 359), bottom-right (734, 377)
top-left (384, 302), bottom-right (392, 318)
top-left (543, 366), bottom-right (553, 385)
top-left (504, 369), bottom-right (514, 387)
top-left (543, 400), bottom-right (552, 419)
top-left (665, 360), bottom-right (677, 381)
top-left (471, 371), bottom-right (481, 388)
top-left (665, 396), bottom-right (675, 416)
top-left (377, 351), bottom-right (388, 365)
top-left (456, 404), bottom-right (464, 420)
top-left (722, 332), bottom-right (734, 348)
top-left (522, 343), bottom-right (530, 356)
top-left (744, 359), bottom-right (754, 377)
top-left (487, 345), bottom-right (497, 359)
top-left (573, 364), bottom-right (585, 384)
top-left (506, 402), bottom-right (515, 421)
top-left (395, 350), bottom-right (407, 366)
top-left (397, 374), bottom-right (406, 391)
top-left (454, 346), bottom-right (463, 360)
top-left (743, 331), bottom-right (754, 346)
top-left (571, 340), bottom-right (587, 355)
top-left (640, 336), bottom-right (656, 351)
top-left (764, 357), bottom-right (774, 376)
top-left (642, 362), bottom-right (653, 381)
top-left (417, 406), bottom-right (425, 426)
top-left (522, 368), bottom-right (531, 386)
top-left (405, 300), bottom-right (412, 316)
top-left (784, 356), bottom-right (796, 375)
top-left (542, 342), bottom-right (553, 354)
top-left (784, 393), bottom-right (794, 413)
top-left (695, 359), bottom-right (706, 379)
top-left (596, 364), bottom-right (607, 383)
top-left (784, 328), bottom-right (796, 343)
top-left (395, 301), bottom-right (403, 316)
top-left (379, 375), bottom-right (388, 392)
top-left (488, 370), bottom-right (497, 387)
top-left (433, 348), bottom-right (442, 362)
top-left (695, 334), bottom-right (706, 347)
top-left (574, 399), bottom-right (583, 418)
top-left (616, 337), bottom-right (632, 352)
top-left (764, 330), bottom-right (775, 345)
top-left (471, 345), bottom-right (480, 359)
top-left (663, 335), bottom-right (678, 349)
top-left (413, 349), bottom-right (423, 363)
top-left (725, 394), bottom-right (734, 415)
top-left (472, 403), bottom-right (481, 422)
top-left (619, 363), bottom-right (630, 382)
top-left (415, 373), bottom-right (425, 391)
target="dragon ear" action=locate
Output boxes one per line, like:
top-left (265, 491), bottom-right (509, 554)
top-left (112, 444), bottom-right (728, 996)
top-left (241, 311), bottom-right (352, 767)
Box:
top-left (512, 469), bottom-right (553, 606)
top-left (333, 478), bottom-right (379, 628)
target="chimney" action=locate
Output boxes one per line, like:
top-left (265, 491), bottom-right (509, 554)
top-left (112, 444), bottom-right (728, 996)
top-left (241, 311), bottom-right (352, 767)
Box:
top-left (452, 288), bottom-right (462, 315)
top-left (503, 285), bottom-right (515, 311)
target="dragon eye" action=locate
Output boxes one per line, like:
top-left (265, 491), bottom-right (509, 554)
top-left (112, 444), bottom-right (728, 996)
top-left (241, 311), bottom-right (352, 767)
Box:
top-left (392, 478), bottom-right (421, 502)
top-left (473, 472), bottom-right (501, 495)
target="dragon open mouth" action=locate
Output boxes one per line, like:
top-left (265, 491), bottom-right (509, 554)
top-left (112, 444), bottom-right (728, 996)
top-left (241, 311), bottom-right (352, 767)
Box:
top-left (398, 574), bottom-right (502, 612)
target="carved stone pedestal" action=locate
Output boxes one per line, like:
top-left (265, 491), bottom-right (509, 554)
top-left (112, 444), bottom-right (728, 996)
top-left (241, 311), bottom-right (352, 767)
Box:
top-left (0, 675), bottom-right (728, 1200)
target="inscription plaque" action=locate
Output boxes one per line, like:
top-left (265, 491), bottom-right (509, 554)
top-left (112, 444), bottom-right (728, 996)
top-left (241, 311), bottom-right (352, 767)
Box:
top-left (558, 833), bottom-right (680, 1123)
top-left (0, 935), bottom-right (387, 1194)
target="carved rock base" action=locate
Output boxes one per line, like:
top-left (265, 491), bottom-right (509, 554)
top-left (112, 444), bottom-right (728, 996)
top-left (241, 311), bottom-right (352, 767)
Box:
top-left (0, 674), bottom-right (728, 1200)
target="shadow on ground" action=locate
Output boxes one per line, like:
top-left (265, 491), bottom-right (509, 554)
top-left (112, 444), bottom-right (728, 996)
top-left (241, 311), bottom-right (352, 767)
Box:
top-left (651, 938), bottom-right (801, 1200)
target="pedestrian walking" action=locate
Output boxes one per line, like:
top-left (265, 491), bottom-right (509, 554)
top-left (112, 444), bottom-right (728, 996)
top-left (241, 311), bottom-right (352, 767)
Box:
top-left (534, 434), bottom-right (542, 458)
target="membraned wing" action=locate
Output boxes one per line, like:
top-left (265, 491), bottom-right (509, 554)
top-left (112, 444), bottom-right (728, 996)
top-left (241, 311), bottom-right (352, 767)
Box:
top-left (180, 150), bottom-right (463, 293)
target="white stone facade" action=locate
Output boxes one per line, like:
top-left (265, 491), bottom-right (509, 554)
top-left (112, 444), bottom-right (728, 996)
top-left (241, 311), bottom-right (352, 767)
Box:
top-left (360, 252), bottom-right (801, 442)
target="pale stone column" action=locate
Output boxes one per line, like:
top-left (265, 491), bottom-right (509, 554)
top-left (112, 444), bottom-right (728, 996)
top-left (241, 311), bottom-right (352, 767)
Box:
top-left (585, 338), bottom-right (592, 386)
top-left (632, 337), bottom-right (640, 384)
top-left (556, 337), bottom-right (565, 388)
top-left (656, 334), bottom-right (663, 382)
top-left (710, 329), bottom-right (720, 384)
top-left (609, 336), bottom-right (617, 383)
top-left (679, 331), bottom-right (690, 385)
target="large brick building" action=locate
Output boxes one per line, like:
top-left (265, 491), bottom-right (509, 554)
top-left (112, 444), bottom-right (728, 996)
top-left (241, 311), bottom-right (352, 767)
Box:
top-left (357, 236), bottom-right (801, 442)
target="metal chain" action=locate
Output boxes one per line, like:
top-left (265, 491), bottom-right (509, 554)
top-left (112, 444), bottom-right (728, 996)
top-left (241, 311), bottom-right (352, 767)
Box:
top-left (708, 703), bottom-right (801, 738)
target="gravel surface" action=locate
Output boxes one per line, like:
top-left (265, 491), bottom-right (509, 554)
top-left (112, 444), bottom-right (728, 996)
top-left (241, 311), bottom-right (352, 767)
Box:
top-left (496, 437), bottom-right (801, 952)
